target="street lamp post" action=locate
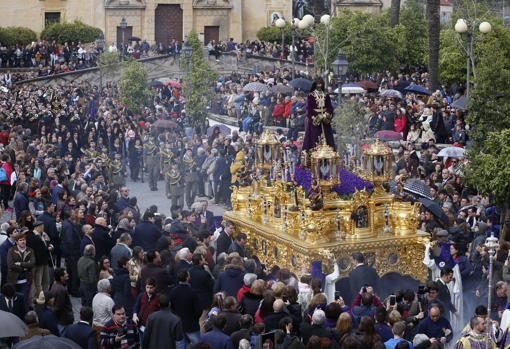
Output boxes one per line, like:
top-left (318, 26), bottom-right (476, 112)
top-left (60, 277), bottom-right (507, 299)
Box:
top-left (290, 18), bottom-right (300, 79)
top-left (300, 14), bottom-right (332, 89)
top-left (485, 232), bottom-right (499, 347)
top-left (120, 17), bottom-right (127, 59)
top-left (275, 18), bottom-right (286, 62)
top-left (454, 18), bottom-right (492, 99)
top-left (331, 48), bottom-right (349, 106)
top-left (95, 33), bottom-right (105, 88)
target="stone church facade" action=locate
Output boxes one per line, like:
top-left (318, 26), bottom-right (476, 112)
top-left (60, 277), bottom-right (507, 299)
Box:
top-left (0, 0), bottom-right (291, 45)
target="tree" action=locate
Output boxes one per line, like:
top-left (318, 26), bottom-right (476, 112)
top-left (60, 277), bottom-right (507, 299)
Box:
top-left (182, 31), bottom-right (218, 124)
top-left (427, 0), bottom-right (441, 90)
top-left (395, 0), bottom-right (428, 68)
top-left (98, 51), bottom-right (121, 84)
top-left (0, 27), bottom-right (37, 46)
top-left (315, 11), bottom-right (399, 76)
top-left (41, 20), bottom-right (102, 44)
top-left (332, 100), bottom-right (369, 155)
top-left (117, 59), bottom-right (152, 115)
top-left (390, 0), bottom-right (401, 27)
top-left (438, 29), bottom-right (467, 85)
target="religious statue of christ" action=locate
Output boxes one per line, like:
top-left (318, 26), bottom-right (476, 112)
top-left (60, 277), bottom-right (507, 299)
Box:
top-left (302, 78), bottom-right (335, 151)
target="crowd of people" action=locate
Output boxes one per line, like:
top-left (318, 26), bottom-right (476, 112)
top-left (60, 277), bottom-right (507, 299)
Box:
top-left (0, 52), bottom-right (506, 349)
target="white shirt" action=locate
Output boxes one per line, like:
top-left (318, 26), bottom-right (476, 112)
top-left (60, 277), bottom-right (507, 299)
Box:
top-left (92, 292), bottom-right (115, 326)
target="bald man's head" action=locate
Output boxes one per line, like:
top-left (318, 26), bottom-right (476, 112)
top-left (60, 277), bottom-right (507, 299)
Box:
top-left (273, 299), bottom-right (284, 312)
top-left (95, 217), bottom-right (107, 227)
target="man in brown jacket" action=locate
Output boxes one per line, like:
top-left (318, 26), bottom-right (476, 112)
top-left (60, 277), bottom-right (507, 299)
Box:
top-left (7, 231), bottom-right (35, 306)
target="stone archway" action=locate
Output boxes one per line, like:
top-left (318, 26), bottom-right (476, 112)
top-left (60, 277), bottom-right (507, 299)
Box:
top-left (154, 4), bottom-right (183, 46)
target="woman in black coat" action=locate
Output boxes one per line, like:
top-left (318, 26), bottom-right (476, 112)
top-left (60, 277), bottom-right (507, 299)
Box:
top-left (239, 279), bottom-right (265, 317)
top-left (111, 256), bottom-right (135, 316)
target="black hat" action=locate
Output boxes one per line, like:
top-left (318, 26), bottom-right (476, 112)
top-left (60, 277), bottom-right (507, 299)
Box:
top-left (34, 220), bottom-right (45, 228)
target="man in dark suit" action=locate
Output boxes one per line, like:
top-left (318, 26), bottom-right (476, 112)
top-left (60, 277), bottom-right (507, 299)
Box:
top-left (216, 221), bottom-right (234, 257)
top-left (188, 253), bottom-right (214, 316)
top-left (91, 217), bottom-right (114, 262)
top-left (140, 250), bottom-right (172, 296)
top-left (348, 252), bottom-right (379, 304)
top-left (142, 294), bottom-right (185, 349)
top-left (0, 227), bottom-right (17, 287)
top-left (169, 269), bottom-right (202, 345)
top-left (0, 283), bottom-right (26, 320)
top-left (63, 306), bottom-right (97, 349)
top-left (133, 211), bottom-right (162, 252)
top-left (197, 199), bottom-right (215, 233)
top-left (436, 268), bottom-right (456, 321)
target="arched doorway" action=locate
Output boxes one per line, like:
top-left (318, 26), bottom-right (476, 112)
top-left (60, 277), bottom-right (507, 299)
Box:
top-left (155, 4), bottom-right (183, 46)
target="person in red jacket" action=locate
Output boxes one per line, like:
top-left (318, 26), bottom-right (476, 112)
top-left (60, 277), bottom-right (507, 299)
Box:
top-left (132, 278), bottom-right (160, 342)
top-left (283, 96), bottom-right (293, 125)
top-left (272, 97), bottom-right (286, 127)
top-left (394, 108), bottom-right (408, 140)
top-left (0, 153), bottom-right (13, 211)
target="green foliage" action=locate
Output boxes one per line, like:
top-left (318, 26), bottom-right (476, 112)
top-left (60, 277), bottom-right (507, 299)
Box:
top-left (315, 10), bottom-right (400, 76)
top-left (256, 24), bottom-right (310, 44)
top-left (0, 27), bottom-right (37, 46)
top-left (332, 100), bottom-right (369, 154)
top-left (98, 51), bottom-right (120, 79)
top-left (395, 0), bottom-right (428, 68)
top-left (465, 129), bottom-right (510, 206)
top-left (438, 29), bottom-right (466, 85)
top-left (182, 31), bottom-right (218, 123)
top-left (41, 20), bottom-right (102, 44)
top-left (117, 59), bottom-right (152, 115)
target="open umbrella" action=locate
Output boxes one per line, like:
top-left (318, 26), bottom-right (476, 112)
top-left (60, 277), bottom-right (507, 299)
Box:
top-left (242, 82), bottom-right (268, 93)
top-left (358, 80), bottom-right (379, 91)
top-left (0, 310), bottom-right (27, 338)
top-left (437, 146), bottom-right (465, 158)
top-left (149, 80), bottom-right (163, 88)
top-left (207, 124), bottom-right (231, 137)
top-left (375, 130), bottom-right (402, 141)
top-left (339, 83), bottom-right (366, 94)
top-left (404, 83), bottom-right (431, 96)
top-left (157, 77), bottom-right (172, 85)
top-left (14, 335), bottom-right (82, 349)
top-left (419, 198), bottom-right (449, 226)
top-left (165, 80), bottom-right (181, 89)
top-left (153, 119), bottom-right (178, 129)
top-left (289, 78), bottom-right (313, 92)
top-left (271, 84), bottom-right (294, 95)
top-left (128, 36), bottom-right (141, 42)
top-left (451, 95), bottom-right (468, 110)
top-left (404, 178), bottom-right (432, 200)
top-left (380, 89), bottom-right (403, 99)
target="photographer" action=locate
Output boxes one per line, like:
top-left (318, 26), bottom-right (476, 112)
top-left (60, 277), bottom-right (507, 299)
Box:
top-left (407, 283), bottom-right (445, 330)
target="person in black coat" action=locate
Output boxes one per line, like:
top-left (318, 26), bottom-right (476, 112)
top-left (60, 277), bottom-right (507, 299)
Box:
top-left (38, 203), bottom-right (61, 267)
top-left (216, 221), bottom-right (234, 257)
top-left (299, 309), bottom-right (337, 346)
top-left (169, 269), bottom-right (202, 343)
top-left (239, 279), bottom-right (264, 317)
top-left (142, 294), bottom-right (185, 349)
top-left (133, 212), bottom-right (161, 252)
top-left (0, 284), bottom-right (26, 320)
top-left (348, 252), bottom-right (380, 305)
top-left (63, 306), bottom-right (97, 349)
top-left (141, 250), bottom-right (172, 296)
top-left (189, 253), bottom-right (214, 312)
top-left (219, 296), bottom-right (242, 335)
top-left (263, 299), bottom-right (289, 332)
top-left (111, 256), bottom-right (135, 316)
top-left (61, 208), bottom-right (82, 296)
top-left (91, 217), bottom-right (114, 262)
top-left (435, 268), bottom-right (456, 321)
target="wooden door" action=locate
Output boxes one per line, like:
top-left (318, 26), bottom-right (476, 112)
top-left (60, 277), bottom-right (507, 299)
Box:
top-left (155, 4), bottom-right (183, 47)
top-left (204, 26), bottom-right (220, 45)
top-left (116, 26), bottom-right (133, 46)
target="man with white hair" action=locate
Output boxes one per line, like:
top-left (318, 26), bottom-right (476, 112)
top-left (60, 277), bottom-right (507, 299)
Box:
top-left (175, 248), bottom-right (192, 275)
top-left (300, 309), bottom-right (334, 345)
top-left (77, 245), bottom-right (98, 307)
top-left (92, 279), bottom-right (114, 328)
top-left (263, 299), bottom-right (288, 331)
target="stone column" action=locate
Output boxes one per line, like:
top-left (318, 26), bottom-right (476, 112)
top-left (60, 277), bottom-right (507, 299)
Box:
top-left (229, 0), bottom-right (243, 42)
top-left (144, 2), bottom-right (157, 44)
top-left (182, 1), bottom-right (193, 38)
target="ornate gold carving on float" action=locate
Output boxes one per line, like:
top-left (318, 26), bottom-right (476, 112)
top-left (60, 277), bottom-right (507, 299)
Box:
top-left (225, 131), bottom-right (428, 281)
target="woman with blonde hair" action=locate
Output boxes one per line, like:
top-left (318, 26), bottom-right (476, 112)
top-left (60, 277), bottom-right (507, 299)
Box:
top-left (334, 312), bottom-right (353, 346)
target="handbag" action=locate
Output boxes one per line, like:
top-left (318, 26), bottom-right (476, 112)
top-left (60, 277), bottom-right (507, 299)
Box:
top-left (0, 166), bottom-right (7, 182)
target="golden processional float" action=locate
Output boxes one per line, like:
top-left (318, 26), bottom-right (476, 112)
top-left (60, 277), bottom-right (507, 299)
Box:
top-left (223, 130), bottom-right (429, 282)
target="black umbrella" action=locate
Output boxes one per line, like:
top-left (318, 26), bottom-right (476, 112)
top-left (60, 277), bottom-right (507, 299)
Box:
top-left (289, 78), bottom-right (313, 92)
top-left (13, 336), bottom-right (82, 349)
top-left (149, 80), bottom-right (163, 88)
top-left (0, 310), bottom-right (27, 338)
top-left (419, 198), bottom-right (449, 226)
top-left (128, 36), bottom-right (141, 42)
top-left (451, 95), bottom-right (468, 110)
top-left (404, 178), bottom-right (432, 199)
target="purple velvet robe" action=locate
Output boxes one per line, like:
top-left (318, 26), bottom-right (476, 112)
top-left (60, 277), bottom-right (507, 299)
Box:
top-left (302, 92), bottom-right (335, 151)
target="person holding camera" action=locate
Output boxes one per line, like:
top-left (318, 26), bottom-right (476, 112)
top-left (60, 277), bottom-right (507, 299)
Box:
top-left (100, 305), bottom-right (138, 349)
